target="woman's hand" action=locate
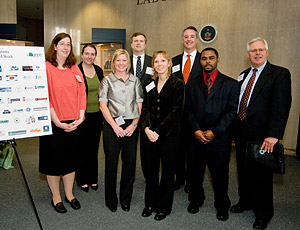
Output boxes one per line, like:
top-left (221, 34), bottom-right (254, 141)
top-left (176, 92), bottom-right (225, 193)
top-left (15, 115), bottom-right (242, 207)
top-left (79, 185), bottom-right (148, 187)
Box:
top-left (55, 121), bottom-right (77, 132)
top-left (124, 124), bottom-right (137, 137)
top-left (113, 125), bottom-right (126, 138)
top-left (145, 127), bottom-right (159, 142)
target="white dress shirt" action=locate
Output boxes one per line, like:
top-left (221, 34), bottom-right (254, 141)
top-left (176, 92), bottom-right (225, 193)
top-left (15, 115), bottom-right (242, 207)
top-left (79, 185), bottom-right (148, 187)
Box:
top-left (182, 49), bottom-right (197, 73)
top-left (238, 61), bottom-right (268, 112)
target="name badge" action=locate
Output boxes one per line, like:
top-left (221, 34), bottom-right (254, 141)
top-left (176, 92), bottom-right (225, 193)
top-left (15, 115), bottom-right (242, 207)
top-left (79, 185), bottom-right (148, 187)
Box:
top-left (115, 116), bottom-right (125, 126)
top-left (172, 64), bottom-right (180, 73)
top-left (75, 75), bottom-right (83, 83)
top-left (145, 81), bottom-right (155, 92)
top-left (146, 67), bottom-right (154, 75)
top-left (237, 73), bottom-right (244, 82)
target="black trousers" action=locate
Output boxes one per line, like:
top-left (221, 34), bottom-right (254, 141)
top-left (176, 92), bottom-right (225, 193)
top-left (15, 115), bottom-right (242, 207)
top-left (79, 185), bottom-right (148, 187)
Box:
top-left (103, 120), bottom-right (138, 208)
top-left (76, 111), bottom-right (103, 186)
top-left (188, 139), bottom-right (231, 212)
top-left (139, 127), bottom-right (148, 179)
top-left (143, 135), bottom-right (179, 214)
top-left (235, 122), bottom-right (274, 222)
top-left (174, 121), bottom-right (191, 185)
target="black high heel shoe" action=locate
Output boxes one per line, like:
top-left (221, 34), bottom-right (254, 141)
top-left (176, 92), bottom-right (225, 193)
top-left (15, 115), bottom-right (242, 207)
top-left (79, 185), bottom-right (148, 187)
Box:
top-left (80, 185), bottom-right (89, 192)
top-left (90, 184), bottom-right (98, 191)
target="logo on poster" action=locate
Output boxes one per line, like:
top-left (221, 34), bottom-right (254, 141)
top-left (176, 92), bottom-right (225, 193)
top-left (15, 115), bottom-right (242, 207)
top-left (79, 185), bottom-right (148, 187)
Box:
top-left (0, 87), bottom-right (12, 92)
top-left (35, 86), bottom-right (45, 89)
top-left (35, 97), bottom-right (47, 101)
top-left (2, 109), bottom-right (11, 114)
top-left (22, 66), bottom-right (33, 71)
top-left (43, 125), bottom-right (50, 132)
top-left (30, 128), bottom-right (41, 133)
top-left (26, 116), bottom-right (36, 124)
top-left (27, 52), bottom-right (42, 57)
top-left (38, 116), bottom-right (48, 121)
top-left (8, 98), bottom-right (21, 103)
top-left (10, 66), bottom-right (19, 71)
top-left (6, 75), bottom-right (18, 81)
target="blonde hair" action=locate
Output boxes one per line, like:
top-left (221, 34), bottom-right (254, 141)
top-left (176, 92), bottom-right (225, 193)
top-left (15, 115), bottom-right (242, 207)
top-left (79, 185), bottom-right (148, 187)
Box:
top-left (152, 50), bottom-right (173, 79)
top-left (111, 49), bottom-right (131, 74)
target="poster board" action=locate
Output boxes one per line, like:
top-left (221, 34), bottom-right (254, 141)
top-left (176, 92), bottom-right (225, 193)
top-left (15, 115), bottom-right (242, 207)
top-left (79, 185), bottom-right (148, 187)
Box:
top-left (0, 46), bottom-right (52, 141)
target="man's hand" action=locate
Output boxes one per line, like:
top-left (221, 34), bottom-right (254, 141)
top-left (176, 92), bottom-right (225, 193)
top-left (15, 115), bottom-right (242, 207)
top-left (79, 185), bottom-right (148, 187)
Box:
top-left (203, 130), bottom-right (215, 143)
top-left (194, 130), bottom-right (209, 144)
top-left (261, 137), bottom-right (278, 153)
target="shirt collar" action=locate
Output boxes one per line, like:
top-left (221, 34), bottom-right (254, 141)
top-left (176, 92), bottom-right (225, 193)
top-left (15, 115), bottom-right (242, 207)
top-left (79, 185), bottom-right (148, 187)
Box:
top-left (184, 49), bottom-right (197, 58)
top-left (251, 60), bottom-right (267, 73)
top-left (133, 53), bottom-right (145, 58)
top-left (203, 69), bottom-right (218, 83)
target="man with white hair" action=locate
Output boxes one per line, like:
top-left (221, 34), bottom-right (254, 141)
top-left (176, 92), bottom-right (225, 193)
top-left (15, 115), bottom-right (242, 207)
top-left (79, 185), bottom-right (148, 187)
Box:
top-left (231, 37), bottom-right (291, 229)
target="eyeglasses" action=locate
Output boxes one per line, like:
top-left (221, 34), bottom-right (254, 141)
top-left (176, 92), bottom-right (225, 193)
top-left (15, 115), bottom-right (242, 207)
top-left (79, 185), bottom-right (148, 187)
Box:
top-left (57, 42), bottom-right (71, 47)
top-left (249, 48), bottom-right (266, 53)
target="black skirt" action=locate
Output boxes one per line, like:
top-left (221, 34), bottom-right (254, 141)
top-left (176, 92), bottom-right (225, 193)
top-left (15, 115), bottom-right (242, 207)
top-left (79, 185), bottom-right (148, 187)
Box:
top-left (39, 121), bottom-right (80, 176)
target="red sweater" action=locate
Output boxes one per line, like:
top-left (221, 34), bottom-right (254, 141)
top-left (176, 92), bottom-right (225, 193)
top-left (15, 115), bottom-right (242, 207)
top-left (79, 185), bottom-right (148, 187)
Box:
top-left (46, 61), bottom-right (86, 121)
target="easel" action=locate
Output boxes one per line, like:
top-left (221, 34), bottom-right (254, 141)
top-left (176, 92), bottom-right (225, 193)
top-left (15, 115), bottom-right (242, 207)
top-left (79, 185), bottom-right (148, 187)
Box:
top-left (8, 139), bottom-right (43, 230)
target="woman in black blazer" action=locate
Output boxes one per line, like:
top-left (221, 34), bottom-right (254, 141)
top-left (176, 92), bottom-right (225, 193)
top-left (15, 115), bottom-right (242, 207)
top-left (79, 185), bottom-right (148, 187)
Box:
top-left (140, 51), bottom-right (185, 221)
top-left (76, 44), bottom-right (104, 192)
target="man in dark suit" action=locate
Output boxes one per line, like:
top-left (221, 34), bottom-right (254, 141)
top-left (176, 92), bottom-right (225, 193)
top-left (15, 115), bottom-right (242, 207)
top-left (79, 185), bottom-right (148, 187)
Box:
top-left (129, 32), bottom-right (152, 89)
top-left (230, 37), bottom-right (291, 229)
top-left (186, 47), bottom-right (239, 221)
top-left (172, 26), bottom-right (202, 192)
top-left (129, 32), bottom-right (153, 178)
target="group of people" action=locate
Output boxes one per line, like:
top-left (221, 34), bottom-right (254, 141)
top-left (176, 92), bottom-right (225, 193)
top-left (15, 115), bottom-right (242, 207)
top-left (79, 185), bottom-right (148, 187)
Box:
top-left (39, 26), bottom-right (291, 230)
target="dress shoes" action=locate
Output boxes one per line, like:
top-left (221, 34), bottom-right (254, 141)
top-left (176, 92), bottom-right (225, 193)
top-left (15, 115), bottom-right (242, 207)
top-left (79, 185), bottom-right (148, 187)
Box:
top-left (80, 185), bottom-right (89, 192)
top-left (141, 207), bottom-right (153, 217)
top-left (187, 203), bottom-right (200, 214)
top-left (230, 203), bottom-right (251, 213)
top-left (64, 196), bottom-right (81, 210)
top-left (121, 204), bottom-right (130, 212)
top-left (90, 184), bottom-right (98, 191)
top-left (107, 206), bottom-right (117, 212)
top-left (51, 200), bottom-right (67, 214)
top-left (216, 210), bottom-right (229, 221)
top-left (154, 212), bottom-right (167, 221)
top-left (253, 219), bottom-right (268, 229)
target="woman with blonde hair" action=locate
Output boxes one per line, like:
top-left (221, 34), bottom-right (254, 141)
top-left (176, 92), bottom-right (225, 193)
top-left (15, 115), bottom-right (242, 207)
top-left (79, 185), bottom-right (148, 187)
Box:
top-left (140, 50), bottom-right (185, 220)
top-left (99, 49), bottom-right (143, 212)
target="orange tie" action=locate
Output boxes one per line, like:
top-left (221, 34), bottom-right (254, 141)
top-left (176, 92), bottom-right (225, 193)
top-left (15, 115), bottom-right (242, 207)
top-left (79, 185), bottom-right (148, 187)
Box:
top-left (183, 54), bottom-right (191, 84)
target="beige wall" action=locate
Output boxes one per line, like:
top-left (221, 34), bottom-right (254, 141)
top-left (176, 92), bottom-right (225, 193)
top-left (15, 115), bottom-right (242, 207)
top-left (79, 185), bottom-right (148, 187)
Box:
top-left (0, 0), bottom-right (17, 23)
top-left (44, 0), bottom-right (300, 150)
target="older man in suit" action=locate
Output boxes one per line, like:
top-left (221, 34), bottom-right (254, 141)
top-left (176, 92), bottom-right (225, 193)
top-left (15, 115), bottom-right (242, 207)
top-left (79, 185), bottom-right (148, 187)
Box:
top-left (172, 26), bottom-right (202, 192)
top-left (186, 47), bottom-right (239, 221)
top-left (230, 37), bottom-right (291, 229)
top-left (129, 32), bottom-right (152, 178)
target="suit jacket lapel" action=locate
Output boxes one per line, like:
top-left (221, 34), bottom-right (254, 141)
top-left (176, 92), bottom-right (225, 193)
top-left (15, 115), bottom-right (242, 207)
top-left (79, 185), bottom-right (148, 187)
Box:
top-left (188, 51), bottom-right (201, 80)
top-left (130, 56), bottom-right (134, 75)
top-left (141, 55), bottom-right (149, 76)
top-left (249, 62), bottom-right (271, 105)
top-left (196, 73), bottom-right (208, 98)
top-left (207, 72), bottom-right (224, 100)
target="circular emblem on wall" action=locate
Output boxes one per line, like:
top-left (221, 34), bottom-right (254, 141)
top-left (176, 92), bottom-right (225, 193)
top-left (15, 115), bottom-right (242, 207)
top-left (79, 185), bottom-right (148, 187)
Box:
top-left (199, 25), bottom-right (217, 43)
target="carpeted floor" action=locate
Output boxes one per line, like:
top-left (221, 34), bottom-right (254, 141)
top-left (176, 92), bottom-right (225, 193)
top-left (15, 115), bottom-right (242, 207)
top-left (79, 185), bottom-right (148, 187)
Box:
top-left (0, 137), bottom-right (300, 230)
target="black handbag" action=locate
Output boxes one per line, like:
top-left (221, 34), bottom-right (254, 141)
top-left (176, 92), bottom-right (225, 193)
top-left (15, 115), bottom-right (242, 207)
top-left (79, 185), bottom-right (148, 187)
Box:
top-left (246, 141), bottom-right (285, 174)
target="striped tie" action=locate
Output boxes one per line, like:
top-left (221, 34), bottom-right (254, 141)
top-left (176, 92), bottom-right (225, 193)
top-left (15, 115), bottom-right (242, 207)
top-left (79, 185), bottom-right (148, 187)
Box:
top-left (238, 68), bottom-right (258, 121)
